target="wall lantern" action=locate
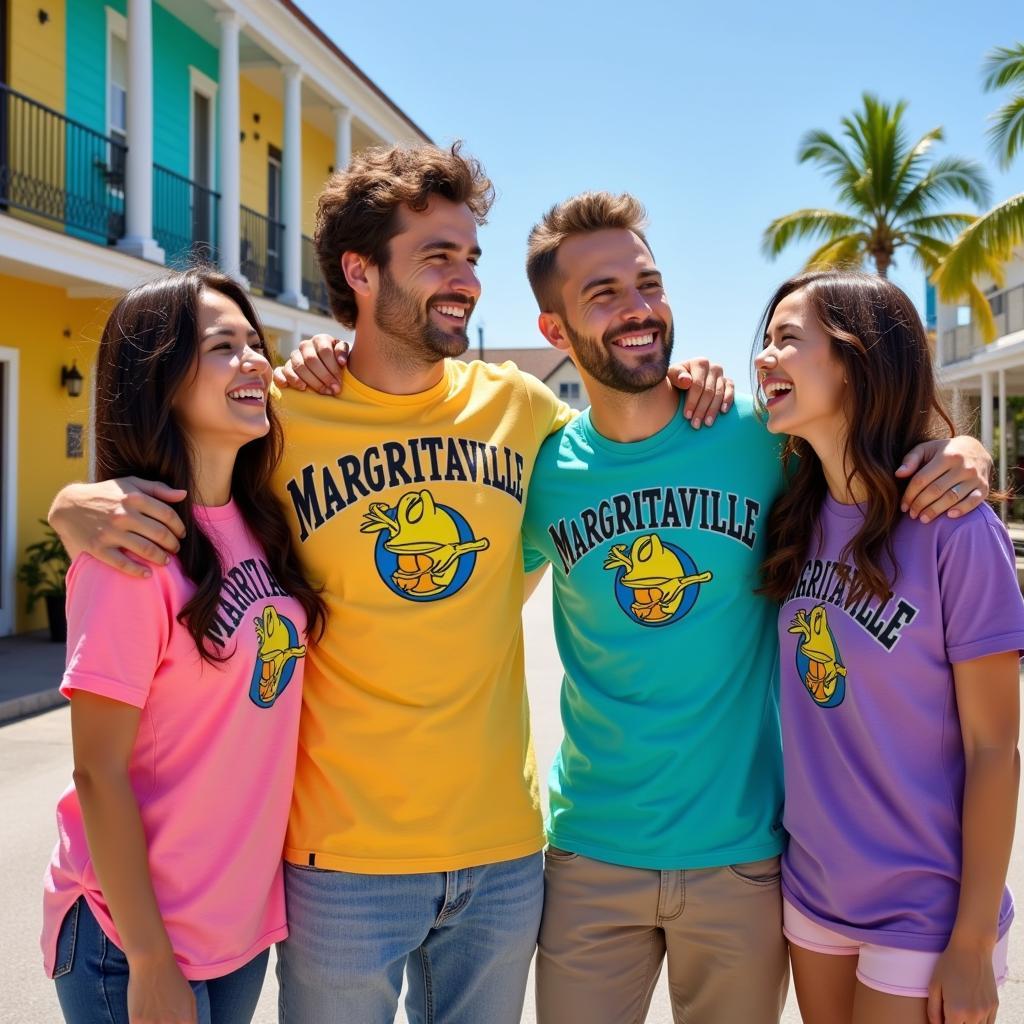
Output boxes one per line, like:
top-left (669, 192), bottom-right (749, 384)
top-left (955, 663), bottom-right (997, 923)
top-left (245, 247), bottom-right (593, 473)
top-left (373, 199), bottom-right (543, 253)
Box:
top-left (37, 8), bottom-right (50, 24)
top-left (61, 361), bottom-right (84, 397)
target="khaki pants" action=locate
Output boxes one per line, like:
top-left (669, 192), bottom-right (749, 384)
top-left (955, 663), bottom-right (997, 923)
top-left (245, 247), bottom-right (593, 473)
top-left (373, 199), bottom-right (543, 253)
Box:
top-left (536, 848), bottom-right (788, 1024)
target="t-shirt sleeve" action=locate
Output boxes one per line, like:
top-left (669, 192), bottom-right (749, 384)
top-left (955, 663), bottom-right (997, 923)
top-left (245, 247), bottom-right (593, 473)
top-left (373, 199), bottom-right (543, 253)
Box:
top-left (938, 512), bottom-right (1024, 664)
top-left (518, 368), bottom-right (575, 443)
top-left (522, 530), bottom-right (549, 574)
top-left (61, 555), bottom-right (174, 708)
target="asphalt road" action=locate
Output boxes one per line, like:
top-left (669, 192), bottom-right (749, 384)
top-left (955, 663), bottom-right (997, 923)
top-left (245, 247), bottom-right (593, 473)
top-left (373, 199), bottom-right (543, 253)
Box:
top-left (3, 574), bottom-right (1023, 1022)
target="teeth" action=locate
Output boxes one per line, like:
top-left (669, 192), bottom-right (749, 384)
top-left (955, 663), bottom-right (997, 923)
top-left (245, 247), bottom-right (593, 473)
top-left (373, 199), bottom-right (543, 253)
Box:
top-left (763, 380), bottom-right (793, 398)
top-left (616, 333), bottom-right (654, 348)
top-left (435, 305), bottom-right (466, 318)
top-left (229, 387), bottom-right (265, 401)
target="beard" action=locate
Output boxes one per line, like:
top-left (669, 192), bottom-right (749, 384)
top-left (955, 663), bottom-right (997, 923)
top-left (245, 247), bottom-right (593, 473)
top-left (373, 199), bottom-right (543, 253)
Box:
top-left (373, 266), bottom-right (472, 363)
top-left (565, 316), bottom-right (673, 394)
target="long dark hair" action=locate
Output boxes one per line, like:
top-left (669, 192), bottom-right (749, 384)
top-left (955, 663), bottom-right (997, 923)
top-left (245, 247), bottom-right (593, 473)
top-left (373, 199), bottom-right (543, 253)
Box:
top-left (94, 268), bottom-right (326, 659)
top-left (756, 270), bottom-right (956, 605)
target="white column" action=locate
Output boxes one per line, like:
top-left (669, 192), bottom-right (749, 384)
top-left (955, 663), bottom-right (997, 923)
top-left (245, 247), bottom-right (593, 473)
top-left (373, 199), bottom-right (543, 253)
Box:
top-left (278, 65), bottom-right (308, 309)
top-left (981, 371), bottom-right (994, 453)
top-left (216, 11), bottom-right (244, 283)
top-left (333, 106), bottom-right (352, 173)
top-left (999, 369), bottom-right (1008, 523)
top-left (116, 0), bottom-right (163, 263)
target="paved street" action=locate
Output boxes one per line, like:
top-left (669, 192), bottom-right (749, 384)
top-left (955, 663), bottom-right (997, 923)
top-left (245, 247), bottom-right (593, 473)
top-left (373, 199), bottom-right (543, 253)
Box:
top-left (3, 574), bottom-right (1024, 1022)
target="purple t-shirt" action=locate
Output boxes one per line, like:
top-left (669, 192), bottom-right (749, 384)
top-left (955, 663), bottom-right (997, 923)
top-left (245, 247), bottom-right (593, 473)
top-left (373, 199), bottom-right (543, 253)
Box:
top-left (780, 497), bottom-right (1024, 952)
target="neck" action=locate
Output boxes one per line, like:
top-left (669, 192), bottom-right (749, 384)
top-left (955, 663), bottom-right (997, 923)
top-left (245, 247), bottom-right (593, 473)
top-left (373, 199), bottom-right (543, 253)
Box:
top-left (802, 419), bottom-right (869, 505)
top-left (348, 323), bottom-right (446, 396)
top-left (587, 377), bottom-right (680, 443)
top-left (189, 443), bottom-right (237, 508)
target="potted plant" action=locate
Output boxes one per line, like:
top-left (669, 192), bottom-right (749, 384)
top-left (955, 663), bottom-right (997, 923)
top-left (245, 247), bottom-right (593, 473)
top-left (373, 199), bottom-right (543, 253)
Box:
top-left (16, 521), bottom-right (72, 642)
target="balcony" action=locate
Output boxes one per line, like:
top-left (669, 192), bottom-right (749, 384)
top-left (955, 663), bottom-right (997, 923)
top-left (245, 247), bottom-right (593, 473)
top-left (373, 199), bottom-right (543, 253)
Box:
top-left (0, 82), bottom-right (333, 319)
top-left (941, 282), bottom-right (1024, 365)
top-left (0, 82), bottom-right (125, 244)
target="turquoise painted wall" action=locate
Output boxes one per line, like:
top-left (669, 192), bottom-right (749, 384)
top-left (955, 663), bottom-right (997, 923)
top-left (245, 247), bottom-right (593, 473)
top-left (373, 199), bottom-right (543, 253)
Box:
top-left (63, 0), bottom-right (219, 259)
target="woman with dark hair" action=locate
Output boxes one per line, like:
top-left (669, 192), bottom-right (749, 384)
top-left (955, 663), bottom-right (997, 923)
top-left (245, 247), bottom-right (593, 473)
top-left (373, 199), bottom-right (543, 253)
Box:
top-left (41, 268), bottom-right (326, 1024)
top-left (756, 270), bottom-right (1023, 1024)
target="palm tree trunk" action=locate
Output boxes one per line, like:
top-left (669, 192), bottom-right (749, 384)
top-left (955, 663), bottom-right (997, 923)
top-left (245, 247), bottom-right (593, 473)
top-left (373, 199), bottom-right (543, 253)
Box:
top-left (873, 250), bottom-right (891, 277)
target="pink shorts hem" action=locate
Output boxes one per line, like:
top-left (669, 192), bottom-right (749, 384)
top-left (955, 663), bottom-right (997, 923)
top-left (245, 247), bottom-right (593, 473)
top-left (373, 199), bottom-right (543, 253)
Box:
top-left (784, 898), bottom-right (1009, 999)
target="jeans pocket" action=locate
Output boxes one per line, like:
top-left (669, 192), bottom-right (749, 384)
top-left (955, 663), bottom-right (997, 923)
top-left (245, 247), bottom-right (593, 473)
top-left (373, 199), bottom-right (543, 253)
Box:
top-left (52, 899), bottom-right (81, 979)
top-left (545, 845), bottom-right (579, 863)
top-left (728, 856), bottom-right (782, 886)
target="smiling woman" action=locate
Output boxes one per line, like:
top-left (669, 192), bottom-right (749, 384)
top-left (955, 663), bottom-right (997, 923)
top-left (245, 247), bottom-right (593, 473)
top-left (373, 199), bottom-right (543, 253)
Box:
top-left (41, 267), bottom-right (325, 1024)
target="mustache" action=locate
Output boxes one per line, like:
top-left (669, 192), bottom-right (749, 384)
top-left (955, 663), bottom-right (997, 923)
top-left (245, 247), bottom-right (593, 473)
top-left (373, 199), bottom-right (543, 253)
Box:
top-left (604, 318), bottom-right (667, 345)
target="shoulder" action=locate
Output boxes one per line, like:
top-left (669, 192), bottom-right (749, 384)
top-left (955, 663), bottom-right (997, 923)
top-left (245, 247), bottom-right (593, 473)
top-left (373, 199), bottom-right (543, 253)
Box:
top-left (66, 552), bottom-right (178, 602)
top-left (933, 503), bottom-right (1015, 560)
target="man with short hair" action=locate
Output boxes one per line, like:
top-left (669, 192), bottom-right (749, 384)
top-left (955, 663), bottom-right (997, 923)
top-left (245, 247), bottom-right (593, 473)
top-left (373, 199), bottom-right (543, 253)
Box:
top-left (47, 144), bottom-right (732, 1024)
top-left (515, 191), bottom-right (993, 1024)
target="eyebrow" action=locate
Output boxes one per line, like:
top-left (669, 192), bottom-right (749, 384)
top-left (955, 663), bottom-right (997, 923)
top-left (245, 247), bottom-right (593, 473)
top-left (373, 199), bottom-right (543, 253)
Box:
top-left (582, 269), bottom-right (662, 295)
top-left (417, 239), bottom-right (483, 258)
top-left (772, 321), bottom-right (802, 333)
top-left (203, 325), bottom-right (259, 339)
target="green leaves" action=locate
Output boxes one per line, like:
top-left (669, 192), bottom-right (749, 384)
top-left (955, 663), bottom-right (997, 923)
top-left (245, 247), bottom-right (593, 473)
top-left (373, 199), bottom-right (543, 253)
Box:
top-left (765, 93), bottom-right (987, 281)
top-left (16, 520), bottom-right (71, 612)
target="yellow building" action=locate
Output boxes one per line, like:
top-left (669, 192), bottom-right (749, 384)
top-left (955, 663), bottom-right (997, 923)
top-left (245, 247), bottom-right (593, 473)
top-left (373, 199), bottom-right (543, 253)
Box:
top-left (0, 0), bottom-right (430, 634)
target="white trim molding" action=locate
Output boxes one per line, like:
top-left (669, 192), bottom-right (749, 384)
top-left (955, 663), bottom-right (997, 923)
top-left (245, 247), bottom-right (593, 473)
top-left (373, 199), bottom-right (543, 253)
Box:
top-left (0, 346), bottom-right (20, 636)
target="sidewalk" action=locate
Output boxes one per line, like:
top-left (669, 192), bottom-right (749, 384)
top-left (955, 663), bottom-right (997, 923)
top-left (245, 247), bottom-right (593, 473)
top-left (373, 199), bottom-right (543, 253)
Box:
top-left (0, 630), bottom-right (65, 724)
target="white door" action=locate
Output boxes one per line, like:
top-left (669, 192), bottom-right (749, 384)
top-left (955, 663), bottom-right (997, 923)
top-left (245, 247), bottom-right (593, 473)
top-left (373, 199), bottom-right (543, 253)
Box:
top-left (0, 348), bottom-right (19, 637)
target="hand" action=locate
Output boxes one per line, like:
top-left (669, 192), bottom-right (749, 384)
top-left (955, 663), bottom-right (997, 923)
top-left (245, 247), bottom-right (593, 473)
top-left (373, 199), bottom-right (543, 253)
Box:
top-left (272, 335), bottom-right (350, 394)
top-left (127, 952), bottom-right (197, 1023)
top-left (897, 436), bottom-right (992, 523)
top-left (927, 939), bottom-right (998, 1024)
top-left (49, 479), bottom-right (186, 578)
top-left (667, 357), bottom-right (734, 429)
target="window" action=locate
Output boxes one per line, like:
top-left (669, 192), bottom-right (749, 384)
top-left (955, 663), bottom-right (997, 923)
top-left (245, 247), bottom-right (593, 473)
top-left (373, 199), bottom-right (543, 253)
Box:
top-left (107, 14), bottom-right (127, 191)
top-left (559, 381), bottom-right (581, 400)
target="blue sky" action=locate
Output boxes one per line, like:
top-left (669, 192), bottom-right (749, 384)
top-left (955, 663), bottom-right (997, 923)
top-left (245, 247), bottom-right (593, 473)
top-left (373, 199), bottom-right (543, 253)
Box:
top-left (303, 0), bottom-right (1021, 384)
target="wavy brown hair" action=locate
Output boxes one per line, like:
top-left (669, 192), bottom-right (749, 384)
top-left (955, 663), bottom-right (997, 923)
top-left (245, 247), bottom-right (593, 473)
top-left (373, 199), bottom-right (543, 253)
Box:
top-left (315, 141), bottom-right (494, 328)
top-left (756, 271), bottom-right (956, 605)
top-left (94, 268), bottom-right (326, 660)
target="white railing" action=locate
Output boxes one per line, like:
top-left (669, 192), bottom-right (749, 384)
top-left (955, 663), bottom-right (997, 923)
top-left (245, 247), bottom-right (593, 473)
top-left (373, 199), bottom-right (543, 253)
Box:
top-left (940, 282), bottom-right (1024, 365)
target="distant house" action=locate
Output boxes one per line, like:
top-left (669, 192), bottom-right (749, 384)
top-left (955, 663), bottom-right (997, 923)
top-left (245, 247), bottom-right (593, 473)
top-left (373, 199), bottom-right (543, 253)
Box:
top-left (459, 348), bottom-right (586, 410)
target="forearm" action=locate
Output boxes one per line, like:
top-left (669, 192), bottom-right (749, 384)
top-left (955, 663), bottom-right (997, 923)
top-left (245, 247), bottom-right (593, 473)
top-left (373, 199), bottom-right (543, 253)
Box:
top-left (952, 745), bottom-right (1020, 946)
top-left (74, 766), bottom-right (175, 964)
top-left (48, 483), bottom-right (89, 557)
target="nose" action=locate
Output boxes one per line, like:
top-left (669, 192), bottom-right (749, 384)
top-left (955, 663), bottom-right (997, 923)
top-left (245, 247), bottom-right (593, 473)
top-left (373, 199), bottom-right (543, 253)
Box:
top-left (448, 259), bottom-right (482, 300)
top-left (241, 343), bottom-right (271, 373)
top-left (621, 285), bottom-right (656, 322)
top-left (754, 345), bottom-right (778, 373)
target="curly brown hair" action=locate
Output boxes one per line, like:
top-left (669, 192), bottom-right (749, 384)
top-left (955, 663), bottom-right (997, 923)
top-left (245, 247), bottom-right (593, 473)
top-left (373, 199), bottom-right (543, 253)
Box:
top-left (756, 270), bottom-right (957, 606)
top-left (525, 192), bottom-right (651, 314)
top-left (314, 141), bottom-right (494, 328)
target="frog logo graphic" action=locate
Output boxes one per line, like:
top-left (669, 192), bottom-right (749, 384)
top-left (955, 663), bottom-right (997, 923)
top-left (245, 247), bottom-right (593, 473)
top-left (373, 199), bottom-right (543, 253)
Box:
top-left (249, 605), bottom-right (306, 708)
top-left (603, 534), bottom-right (712, 627)
top-left (361, 489), bottom-right (490, 602)
top-left (789, 605), bottom-right (847, 708)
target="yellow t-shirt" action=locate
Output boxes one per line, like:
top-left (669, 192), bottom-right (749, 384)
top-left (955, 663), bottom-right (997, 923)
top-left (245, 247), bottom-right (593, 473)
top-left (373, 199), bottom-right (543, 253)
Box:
top-left (274, 358), bottom-right (573, 873)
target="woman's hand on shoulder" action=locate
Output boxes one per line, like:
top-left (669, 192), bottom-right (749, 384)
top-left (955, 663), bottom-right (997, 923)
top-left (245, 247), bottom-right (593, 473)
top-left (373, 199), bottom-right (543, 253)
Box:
top-left (272, 335), bottom-right (350, 395)
top-left (896, 436), bottom-right (992, 523)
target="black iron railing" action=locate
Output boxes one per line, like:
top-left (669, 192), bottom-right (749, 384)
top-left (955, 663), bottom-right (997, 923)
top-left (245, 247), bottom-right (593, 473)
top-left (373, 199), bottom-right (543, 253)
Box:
top-left (153, 164), bottom-right (219, 268)
top-left (240, 205), bottom-right (283, 296)
top-left (302, 234), bottom-right (330, 315)
top-left (0, 82), bottom-right (126, 243)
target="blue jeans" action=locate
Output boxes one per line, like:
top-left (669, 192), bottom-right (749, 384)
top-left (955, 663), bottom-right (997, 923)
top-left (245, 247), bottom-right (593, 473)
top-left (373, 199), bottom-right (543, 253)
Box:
top-left (277, 853), bottom-right (544, 1024)
top-left (53, 897), bottom-right (269, 1024)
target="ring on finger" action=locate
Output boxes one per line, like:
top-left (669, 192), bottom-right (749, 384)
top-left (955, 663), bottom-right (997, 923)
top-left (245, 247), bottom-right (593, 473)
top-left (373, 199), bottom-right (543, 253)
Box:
top-left (951, 483), bottom-right (961, 498)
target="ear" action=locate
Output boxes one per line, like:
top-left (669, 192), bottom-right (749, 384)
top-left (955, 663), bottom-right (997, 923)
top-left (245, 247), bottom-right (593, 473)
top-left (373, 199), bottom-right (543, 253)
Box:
top-left (341, 251), bottom-right (373, 298)
top-left (538, 311), bottom-right (571, 353)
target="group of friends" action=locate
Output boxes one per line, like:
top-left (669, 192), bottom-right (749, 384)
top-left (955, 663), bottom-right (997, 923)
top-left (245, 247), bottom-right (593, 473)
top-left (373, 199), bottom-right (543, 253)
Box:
top-left (38, 141), bottom-right (1023, 1024)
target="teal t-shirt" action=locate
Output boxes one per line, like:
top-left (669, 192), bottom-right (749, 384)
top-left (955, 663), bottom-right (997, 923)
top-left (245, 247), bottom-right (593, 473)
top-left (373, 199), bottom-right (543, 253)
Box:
top-left (522, 394), bottom-right (786, 869)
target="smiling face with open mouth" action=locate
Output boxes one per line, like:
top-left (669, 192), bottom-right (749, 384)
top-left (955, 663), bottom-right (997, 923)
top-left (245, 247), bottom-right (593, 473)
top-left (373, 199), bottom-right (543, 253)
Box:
top-left (755, 287), bottom-right (847, 442)
top-left (372, 196), bottom-right (481, 362)
top-left (555, 228), bottom-right (674, 394)
top-left (172, 288), bottom-right (273, 453)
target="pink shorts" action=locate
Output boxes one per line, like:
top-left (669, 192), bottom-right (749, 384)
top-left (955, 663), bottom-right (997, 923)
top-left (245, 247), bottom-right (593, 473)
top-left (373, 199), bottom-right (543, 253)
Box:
top-left (783, 899), bottom-right (1009, 999)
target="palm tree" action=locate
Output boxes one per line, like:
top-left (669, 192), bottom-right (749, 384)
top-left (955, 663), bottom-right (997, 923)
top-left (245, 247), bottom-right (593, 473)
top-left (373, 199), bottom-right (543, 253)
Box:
top-left (933, 43), bottom-right (1024, 336)
top-left (763, 93), bottom-right (993, 326)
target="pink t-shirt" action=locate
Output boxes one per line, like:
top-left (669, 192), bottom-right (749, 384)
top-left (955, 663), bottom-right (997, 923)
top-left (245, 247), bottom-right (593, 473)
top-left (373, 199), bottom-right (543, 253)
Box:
top-left (41, 501), bottom-right (308, 980)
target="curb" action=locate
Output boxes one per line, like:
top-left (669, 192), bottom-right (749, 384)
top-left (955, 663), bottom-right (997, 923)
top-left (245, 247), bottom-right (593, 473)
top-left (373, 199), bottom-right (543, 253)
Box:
top-left (0, 688), bottom-right (64, 727)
